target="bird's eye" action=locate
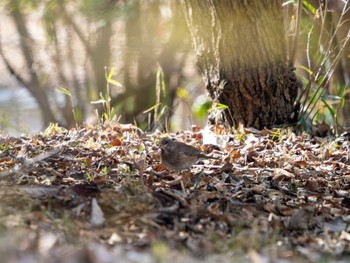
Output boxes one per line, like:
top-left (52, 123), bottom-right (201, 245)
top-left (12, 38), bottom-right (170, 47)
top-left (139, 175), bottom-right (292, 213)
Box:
top-left (160, 138), bottom-right (169, 145)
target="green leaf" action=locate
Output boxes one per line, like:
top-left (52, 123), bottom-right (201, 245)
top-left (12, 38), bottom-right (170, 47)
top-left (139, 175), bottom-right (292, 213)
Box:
top-left (321, 99), bottom-right (335, 117)
top-left (176, 87), bottom-right (190, 101)
top-left (143, 103), bottom-right (162, 114)
top-left (108, 79), bottom-right (122, 87)
top-left (192, 100), bottom-right (212, 119)
top-left (105, 67), bottom-right (122, 87)
top-left (56, 87), bottom-right (72, 97)
top-left (302, 0), bottom-right (316, 15)
top-left (339, 84), bottom-right (347, 109)
top-left (321, 95), bottom-right (341, 101)
top-left (106, 67), bottom-right (115, 81)
top-left (209, 103), bottom-right (229, 118)
top-left (296, 65), bottom-right (313, 76)
top-left (312, 109), bottom-right (321, 123)
top-left (157, 106), bottom-right (167, 121)
top-left (216, 103), bottom-right (228, 110)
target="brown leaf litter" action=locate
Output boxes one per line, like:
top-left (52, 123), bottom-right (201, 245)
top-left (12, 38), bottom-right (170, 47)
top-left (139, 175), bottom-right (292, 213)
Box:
top-left (0, 123), bottom-right (350, 262)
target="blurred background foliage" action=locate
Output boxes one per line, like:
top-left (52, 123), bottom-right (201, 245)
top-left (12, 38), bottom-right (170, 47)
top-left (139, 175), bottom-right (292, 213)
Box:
top-left (0, 0), bottom-right (204, 134)
top-left (0, 0), bottom-right (349, 135)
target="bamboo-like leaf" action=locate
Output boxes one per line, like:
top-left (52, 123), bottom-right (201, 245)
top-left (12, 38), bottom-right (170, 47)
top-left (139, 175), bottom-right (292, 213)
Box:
top-left (108, 79), bottom-right (122, 87)
top-left (56, 87), bottom-right (72, 97)
top-left (106, 67), bottom-right (115, 81)
top-left (157, 105), bottom-right (167, 121)
top-left (143, 103), bottom-right (162, 114)
top-left (321, 98), bottom-right (335, 117)
top-left (321, 95), bottom-right (341, 101)
top-left (216, 103), bottom-right (229, 110)
top-left (296, 65), bottom-right (313, 76)
top-left (105, 67), bottom-right (122, 87)
top-left (340, 84), bottom-right (347, 109)
top-left (302, 0), bottom-right (316, 15)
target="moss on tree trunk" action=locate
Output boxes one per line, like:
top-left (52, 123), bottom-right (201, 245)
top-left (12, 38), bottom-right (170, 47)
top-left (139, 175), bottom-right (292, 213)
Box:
top-left (181, 0), bottom-right (301, 129)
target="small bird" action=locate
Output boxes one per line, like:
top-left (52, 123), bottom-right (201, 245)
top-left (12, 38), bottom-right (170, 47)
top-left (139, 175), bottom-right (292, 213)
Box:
top-left (159, 137), bottom-right (218, 171)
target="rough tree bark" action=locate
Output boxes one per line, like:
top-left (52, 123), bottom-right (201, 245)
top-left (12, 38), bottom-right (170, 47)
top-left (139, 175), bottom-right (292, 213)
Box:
top-left (181, 0), bottom-right (301, 129)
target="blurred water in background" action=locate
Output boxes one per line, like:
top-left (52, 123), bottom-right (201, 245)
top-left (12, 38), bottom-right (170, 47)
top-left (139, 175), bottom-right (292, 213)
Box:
top-left (0, 86), bottom-right (42, 135)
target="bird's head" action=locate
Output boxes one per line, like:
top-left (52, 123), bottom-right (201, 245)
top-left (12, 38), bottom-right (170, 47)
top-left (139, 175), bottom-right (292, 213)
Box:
top-left (159, 137), bottom-right (173, 148)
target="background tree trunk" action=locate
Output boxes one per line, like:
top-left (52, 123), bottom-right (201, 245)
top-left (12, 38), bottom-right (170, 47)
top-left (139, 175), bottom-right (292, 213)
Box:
top-left (10, 3), bottom-right (58, 127)
top-left (118, 1), bottom-right (189, 130)
top-left (181, 0), bottom-right (301, 129)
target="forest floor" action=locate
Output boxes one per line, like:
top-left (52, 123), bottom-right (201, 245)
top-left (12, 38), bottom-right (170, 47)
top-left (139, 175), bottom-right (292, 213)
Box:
top-left (0, 122), bottom-right (350, 263)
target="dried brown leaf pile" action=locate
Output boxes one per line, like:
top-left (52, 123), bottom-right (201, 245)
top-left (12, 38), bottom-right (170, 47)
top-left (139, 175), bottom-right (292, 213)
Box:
top-left (0, 123), bottom-right (350, 262)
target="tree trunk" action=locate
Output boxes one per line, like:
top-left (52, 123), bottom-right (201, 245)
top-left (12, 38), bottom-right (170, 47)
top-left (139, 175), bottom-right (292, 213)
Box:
top-left (92, 21), bottom-right (112, 97)
top-left (181, 0), bottom-right (301, 129)
top-left (10, 3), bottom-right (57, 127)
top-left (120, 1), bottom-right (189, 129)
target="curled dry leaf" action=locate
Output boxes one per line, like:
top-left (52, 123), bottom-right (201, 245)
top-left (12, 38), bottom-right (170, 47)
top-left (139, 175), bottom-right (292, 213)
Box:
top-left (0, 123), bottom-right (349, 260)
